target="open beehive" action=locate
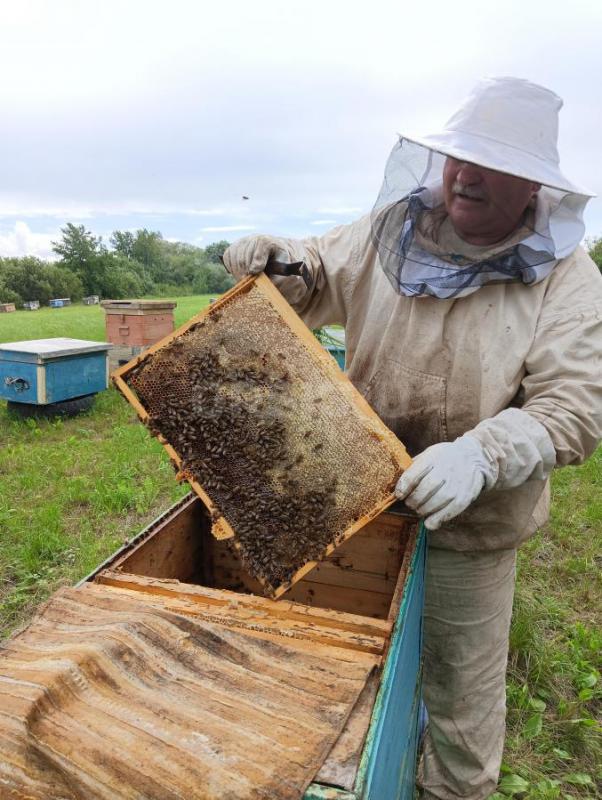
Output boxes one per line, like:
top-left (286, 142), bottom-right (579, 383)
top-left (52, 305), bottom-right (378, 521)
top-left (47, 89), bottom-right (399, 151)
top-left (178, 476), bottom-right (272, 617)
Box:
top-left (0, 495), bottom-right (425, 799)
top-left (113, 274), bottom-right (411, 598)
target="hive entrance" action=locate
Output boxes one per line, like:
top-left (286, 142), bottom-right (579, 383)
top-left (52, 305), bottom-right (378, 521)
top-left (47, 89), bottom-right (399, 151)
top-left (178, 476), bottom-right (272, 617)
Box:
top-left (115, 275), bottom-right (410, 597)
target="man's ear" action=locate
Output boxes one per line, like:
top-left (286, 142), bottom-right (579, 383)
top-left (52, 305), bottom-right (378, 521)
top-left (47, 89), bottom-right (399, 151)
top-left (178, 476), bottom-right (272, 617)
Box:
top-left (531, 183), bottom-right (542, 195)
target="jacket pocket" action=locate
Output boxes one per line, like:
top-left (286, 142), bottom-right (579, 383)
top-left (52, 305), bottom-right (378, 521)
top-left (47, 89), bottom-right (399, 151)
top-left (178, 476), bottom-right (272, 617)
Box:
top-left (361, 360), bottom-right (448, 456)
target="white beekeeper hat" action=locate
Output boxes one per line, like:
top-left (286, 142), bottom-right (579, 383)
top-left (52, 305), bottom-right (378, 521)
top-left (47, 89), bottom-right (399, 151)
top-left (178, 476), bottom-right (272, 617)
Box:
top-left (403, 76), bottom-right (594, 197)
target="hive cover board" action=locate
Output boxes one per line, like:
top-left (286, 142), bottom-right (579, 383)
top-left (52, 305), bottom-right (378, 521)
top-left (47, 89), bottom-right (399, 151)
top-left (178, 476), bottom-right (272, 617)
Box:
top-left (0, 582), bottom-right (379, 800)
top-left (114, 274), bottom-right (411, 597)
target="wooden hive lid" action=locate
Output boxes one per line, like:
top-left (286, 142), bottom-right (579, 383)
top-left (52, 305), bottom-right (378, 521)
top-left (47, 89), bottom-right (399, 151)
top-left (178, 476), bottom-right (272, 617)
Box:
top-left (112, 274), bottom-right (411, 598)
top-left (0, 337), bottom-right (111, 362)
top-left (101, 298), bottom-right (177, 312)
top-left (0, 581), bottom-right (380, 800)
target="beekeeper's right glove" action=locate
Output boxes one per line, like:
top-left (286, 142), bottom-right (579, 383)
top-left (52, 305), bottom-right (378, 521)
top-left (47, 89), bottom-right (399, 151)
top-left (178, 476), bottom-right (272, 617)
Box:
top-left (222, 235), bottom-right (290, 280)
top-left (395, 408), bottom-right (556, 530)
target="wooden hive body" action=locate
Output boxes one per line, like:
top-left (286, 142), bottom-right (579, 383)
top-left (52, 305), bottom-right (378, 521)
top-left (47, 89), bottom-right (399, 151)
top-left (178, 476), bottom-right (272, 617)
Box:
top-left (0, 337), bottom-right (110, 405)
top-left (84, 494), bottom-right (426, 799)
top-left (0, 495), bottom-right (424, 799)
top-left (101, 299), bottom-right (177, 346)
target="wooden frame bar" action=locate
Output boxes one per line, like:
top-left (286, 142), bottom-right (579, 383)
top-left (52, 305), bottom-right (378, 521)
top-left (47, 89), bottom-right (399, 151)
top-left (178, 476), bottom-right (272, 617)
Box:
top-left (111, 274), bottom-right (412, 598)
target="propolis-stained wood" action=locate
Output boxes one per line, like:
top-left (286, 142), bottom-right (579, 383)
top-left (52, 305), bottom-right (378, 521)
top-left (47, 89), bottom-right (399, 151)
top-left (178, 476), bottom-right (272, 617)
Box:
top-left (80, 493), bottom-right (426, 799)
top-left (102, 492), bottom-right (410, 621)
top-left (0, 495), bottom-right (424, 799)
top-left (111, 273), bottom-right (411, 598)
top-left (0, 583), bottom-right (377, 800)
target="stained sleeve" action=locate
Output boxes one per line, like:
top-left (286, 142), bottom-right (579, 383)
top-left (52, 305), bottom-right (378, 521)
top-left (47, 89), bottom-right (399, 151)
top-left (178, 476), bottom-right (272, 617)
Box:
top-left (263, 218), bottom-right (365, 329)
top-left (520, 254), bottom-right (602, 465)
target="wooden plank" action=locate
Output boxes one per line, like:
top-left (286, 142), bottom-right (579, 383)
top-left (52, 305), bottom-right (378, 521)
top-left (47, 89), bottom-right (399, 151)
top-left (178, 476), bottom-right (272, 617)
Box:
top-left (314, 669), bottom-right (380, 791)
top-left (111, 498), bottom-right (206, 582)
top-left (0, 583), bottom-right (378, 800)
top-left (210, 510), bottom-right (409, 597)
top-left (96, 570), bottom-right (391, 653)
top-left (92, 578), bottom-right (387, 656)
top-left (284, 582), bottom-right (393, 621)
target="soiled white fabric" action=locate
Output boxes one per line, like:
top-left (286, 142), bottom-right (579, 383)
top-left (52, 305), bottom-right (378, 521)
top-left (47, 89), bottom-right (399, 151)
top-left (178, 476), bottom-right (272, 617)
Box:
top-left (223, 216), bottom-right (602, 550)
top-left (420, 546), bottom-right (517, 800)
top-left (396, 408), bottom-right (556, 530)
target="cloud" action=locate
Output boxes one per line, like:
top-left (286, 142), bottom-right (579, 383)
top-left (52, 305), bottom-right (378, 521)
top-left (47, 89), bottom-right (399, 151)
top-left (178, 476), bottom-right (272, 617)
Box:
top-left (310, 219), bottom-right (337, 226)
top-left (0, 221), bottom-right (57, 259)
top-left (200, 225), bottom-right (256, 233)
top-left (316, 207), bottom-right (362, 215)
top-left (184, 208), bottom-right (228, 216)
top-left (0, 201), bottom-right (95, 219)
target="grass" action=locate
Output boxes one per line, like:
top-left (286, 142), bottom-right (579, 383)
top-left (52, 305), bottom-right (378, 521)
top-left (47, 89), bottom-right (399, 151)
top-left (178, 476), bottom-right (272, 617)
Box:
top-left (497, 452), bottom-right (602, 799)
top-left (0, 387), bottom-right (191, 634)
top-left (0, 301), bottom-right (600, 797)
top-left (0, 295), bottom-right (216, 343)
top-left (0, 297), bottom-right (210, 634)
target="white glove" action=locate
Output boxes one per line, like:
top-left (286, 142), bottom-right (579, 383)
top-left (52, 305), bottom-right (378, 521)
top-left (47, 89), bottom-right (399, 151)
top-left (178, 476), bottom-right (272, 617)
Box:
top-left (395, 408), bottom-right (556, 530)
top-left (222, 235), bottom-right (289, 281)
top-left (395, 435), bottom-right (495, 530)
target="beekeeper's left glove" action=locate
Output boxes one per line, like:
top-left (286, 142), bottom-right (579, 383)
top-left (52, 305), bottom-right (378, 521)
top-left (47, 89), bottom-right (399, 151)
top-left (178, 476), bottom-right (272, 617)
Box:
top-left (395, 435), bottom-right (495, 530)
top-left (395, 408), bottom-right (556, 530)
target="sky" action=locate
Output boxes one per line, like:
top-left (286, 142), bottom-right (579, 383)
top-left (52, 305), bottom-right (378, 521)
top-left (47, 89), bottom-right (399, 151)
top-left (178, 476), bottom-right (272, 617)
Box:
top-left (0, 0), bottom-right (601, 259)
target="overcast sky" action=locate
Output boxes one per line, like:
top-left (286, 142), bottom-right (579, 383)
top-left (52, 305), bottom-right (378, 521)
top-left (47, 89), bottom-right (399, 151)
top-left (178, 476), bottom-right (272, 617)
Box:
top-left (1, 0), bottom-right (601, 259)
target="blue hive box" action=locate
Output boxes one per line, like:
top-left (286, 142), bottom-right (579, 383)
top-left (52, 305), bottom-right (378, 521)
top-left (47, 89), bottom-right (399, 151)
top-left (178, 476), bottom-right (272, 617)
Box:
top-left (316, 326), bottom-right (346, 370)
top-left (0, 337), bottom-right (111, 405)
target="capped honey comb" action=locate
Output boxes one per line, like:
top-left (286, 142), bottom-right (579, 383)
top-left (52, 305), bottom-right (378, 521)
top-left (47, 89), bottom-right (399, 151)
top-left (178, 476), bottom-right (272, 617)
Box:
top-left (113, 274), bottom-right (411, 598)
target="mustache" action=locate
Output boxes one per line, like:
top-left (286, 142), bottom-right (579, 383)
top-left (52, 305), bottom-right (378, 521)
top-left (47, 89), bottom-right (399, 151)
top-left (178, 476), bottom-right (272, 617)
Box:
top-left (452, 180), bottom-right (487, 200)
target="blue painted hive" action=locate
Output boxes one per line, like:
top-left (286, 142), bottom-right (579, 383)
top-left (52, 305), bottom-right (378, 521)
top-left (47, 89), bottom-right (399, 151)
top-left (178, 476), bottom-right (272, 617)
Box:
top-left (0, 337), bottom-right (110, 405)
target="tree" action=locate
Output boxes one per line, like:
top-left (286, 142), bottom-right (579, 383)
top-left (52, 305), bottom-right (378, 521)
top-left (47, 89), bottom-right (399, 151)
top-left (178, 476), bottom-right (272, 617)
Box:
top-left (110, 230), bottom-right (136, 260)
top-left (52, 223), bottom-right (106, 294)
top-left (192, 262), bottom-right (235, 294)
top-left (0, 257), bottom-right (84, 304)
top-left (131, 229), bottom-right (165, 279)
top-left (203, 240), bottom-right (230, 264)
top-left (97, 253), bottom-right (145, 298)
top-left (587, 237), bottom-right (602, 274)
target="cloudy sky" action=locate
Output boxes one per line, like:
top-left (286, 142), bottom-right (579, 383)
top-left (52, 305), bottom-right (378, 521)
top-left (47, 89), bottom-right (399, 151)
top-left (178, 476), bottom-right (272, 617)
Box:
top-left (1, 0), bottom-right (601, 259)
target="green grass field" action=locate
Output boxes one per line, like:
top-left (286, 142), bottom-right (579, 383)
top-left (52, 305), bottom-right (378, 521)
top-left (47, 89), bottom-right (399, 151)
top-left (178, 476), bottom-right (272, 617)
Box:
top-left (0, 301), bottom-right (599, 799)
top-left (0, 295), bottom-right (216, 343)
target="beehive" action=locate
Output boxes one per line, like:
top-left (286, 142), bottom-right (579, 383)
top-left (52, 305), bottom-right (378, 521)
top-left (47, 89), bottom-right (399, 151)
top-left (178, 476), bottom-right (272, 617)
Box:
top-left (113, 274), bottom-right (411, 598)
top-left (0, 494), bottom-right (426, 800)
top-left (0, 338), bottom-right (110, 405)
top-left (101, 298), bottom-right (176, 346)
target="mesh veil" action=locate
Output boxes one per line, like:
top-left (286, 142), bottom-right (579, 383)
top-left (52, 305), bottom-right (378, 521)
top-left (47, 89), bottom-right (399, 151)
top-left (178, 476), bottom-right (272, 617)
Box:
top-left (371, 138), bottom-right (589, 299)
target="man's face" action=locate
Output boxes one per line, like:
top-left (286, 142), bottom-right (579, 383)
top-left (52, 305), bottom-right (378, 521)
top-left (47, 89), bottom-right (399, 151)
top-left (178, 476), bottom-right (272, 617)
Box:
top-left (442, 157), bottom-right (540, 245)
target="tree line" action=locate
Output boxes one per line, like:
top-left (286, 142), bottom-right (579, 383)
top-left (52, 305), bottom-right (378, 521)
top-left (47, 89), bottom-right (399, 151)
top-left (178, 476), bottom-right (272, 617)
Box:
top-left (0, 224), bottom-right (234, 305)
top-left (1, 224), bottom-right (601, 307)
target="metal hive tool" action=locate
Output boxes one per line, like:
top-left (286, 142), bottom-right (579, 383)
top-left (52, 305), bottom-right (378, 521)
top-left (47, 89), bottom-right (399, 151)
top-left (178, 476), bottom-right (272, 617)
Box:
top-left (113, 274), bottom-right (412, 598)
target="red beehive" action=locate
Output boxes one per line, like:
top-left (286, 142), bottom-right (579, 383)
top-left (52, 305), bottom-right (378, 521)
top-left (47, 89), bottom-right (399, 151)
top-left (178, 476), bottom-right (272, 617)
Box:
top-left (101, 299), bottom-right (176, 346)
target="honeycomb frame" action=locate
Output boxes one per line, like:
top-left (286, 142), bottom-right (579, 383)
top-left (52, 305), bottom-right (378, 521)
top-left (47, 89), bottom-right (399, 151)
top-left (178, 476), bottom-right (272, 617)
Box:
top-left (112, 273), bottom-right (412, 599)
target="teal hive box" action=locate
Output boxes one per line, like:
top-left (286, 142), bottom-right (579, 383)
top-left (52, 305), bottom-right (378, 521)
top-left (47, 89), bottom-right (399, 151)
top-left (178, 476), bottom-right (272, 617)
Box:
top-left (316, 326), bottom-right (346, 371)
top-left (0, 337), bottom-right (110, 405)
top-left (81, 494), bottom-right (425, 799)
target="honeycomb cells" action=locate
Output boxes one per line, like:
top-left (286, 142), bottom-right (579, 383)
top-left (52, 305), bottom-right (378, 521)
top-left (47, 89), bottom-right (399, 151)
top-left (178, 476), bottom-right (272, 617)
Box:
top-left (126, 284), bottom-right (400, 594)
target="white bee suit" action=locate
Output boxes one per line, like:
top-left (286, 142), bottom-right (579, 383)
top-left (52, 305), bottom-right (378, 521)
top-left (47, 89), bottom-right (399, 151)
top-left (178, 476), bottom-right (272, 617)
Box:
top-left (224, 220), bottom-right (602, 799)
top-left (223, 76), bottom-right (602, 799)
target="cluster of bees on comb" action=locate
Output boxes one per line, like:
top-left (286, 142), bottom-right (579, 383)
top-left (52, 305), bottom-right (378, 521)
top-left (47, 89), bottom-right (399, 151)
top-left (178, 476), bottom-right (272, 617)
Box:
top-left (127, 318), bottom-right (341, 591)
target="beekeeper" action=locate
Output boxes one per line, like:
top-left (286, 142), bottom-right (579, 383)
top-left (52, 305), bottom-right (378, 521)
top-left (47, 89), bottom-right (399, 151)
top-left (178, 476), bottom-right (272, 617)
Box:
top-left (223, 76), bottom-right (602, 800)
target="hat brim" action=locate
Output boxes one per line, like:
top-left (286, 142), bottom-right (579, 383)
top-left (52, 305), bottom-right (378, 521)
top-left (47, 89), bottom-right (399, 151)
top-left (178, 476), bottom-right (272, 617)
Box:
top-left (402, 130), bottom-right (596, 198)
